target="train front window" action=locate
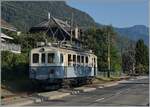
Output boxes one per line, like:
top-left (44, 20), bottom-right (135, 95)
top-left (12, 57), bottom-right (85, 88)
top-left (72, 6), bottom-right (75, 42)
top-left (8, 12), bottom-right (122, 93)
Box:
top-left (48, 53), bottom-right (55, 64)
top-left (60, 53), bottom-right (63, 64)
top-left (41, 53), bottom-right (45, 63)
top-left (33, 53), bottom-right (39, 63)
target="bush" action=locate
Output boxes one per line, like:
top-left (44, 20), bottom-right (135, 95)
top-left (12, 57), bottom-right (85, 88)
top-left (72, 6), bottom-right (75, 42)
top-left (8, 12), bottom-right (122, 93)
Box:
top-left (1, 51), bottom-right (29, 81)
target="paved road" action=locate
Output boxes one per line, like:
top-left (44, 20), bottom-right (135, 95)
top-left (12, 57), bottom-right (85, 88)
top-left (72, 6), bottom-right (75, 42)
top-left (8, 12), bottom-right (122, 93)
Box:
top-left (29, 77), bottom-right (149, 106)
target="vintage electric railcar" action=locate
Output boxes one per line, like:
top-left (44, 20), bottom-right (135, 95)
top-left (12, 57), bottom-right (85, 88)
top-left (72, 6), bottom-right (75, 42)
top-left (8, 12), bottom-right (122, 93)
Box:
top-left (29, 43), bottom-right (97, 86)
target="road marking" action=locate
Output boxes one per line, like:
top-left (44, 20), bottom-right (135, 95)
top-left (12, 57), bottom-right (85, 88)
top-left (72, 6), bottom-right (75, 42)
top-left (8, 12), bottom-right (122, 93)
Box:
top-left (98, 86), bottom-right (104, 88)
top-left (116, 90), bottom-right (123, 95)
top-left (95, 98), bottom-right (105, 102)
top-left (130, 79), bottom-right (134, 80)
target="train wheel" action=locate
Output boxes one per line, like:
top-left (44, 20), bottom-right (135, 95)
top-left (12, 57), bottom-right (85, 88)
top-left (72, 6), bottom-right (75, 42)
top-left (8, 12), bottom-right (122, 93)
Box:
top-left (61, 79), bottom-right (71, 89)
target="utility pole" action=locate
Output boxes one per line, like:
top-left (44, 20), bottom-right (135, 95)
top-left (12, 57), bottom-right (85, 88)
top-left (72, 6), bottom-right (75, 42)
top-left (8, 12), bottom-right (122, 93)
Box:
top-left (70, 13), bottom-right (73, 44)
top-left (107, 27), bottom-right (111, 77)
top-left (120, 46), bottom-right (123, 76)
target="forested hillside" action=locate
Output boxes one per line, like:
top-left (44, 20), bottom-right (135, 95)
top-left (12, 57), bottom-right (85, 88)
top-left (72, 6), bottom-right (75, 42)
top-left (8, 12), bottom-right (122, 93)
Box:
top-left (2, 1), bottom-right (148, 46)
top-left (115, 25), bottom-right (149, 46)
top-left (1, 1), bottom-right (96, 31)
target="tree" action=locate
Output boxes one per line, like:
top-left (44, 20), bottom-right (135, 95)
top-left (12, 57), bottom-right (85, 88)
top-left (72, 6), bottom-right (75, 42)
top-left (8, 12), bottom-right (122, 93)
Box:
top-left (135, 39), bottom-right (149, 75)
top-left (121, 42), bottom-right (136, 75)
top-left (83, 26), bottom-right (121, 73)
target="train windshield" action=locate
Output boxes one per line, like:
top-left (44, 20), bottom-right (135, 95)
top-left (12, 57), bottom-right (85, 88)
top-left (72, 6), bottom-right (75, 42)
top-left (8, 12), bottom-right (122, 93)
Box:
top-left (48, 53), bottom-right (55, 64)
top-left (41, 53), bottom-right (45, 63)
top-left (33, 53), bottom-right (39, 63)
top-left (60, 53), bottom-right (63, 64)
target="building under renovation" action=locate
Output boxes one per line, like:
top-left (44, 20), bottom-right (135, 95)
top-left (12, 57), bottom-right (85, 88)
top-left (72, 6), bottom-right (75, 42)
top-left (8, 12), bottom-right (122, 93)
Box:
top-left (1, 19), bottom-right (21, 53)
top-left (29, 14), bottom-right (84, 48)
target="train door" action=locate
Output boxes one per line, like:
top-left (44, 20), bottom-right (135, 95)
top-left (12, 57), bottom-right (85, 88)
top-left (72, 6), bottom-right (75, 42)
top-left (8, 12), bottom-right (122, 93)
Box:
top-left (63, 53), bottom-right (67, 77)
top-left (47, 52), bottom-right (55, 79)
top-left (94, 57), bottom-right (97, 76)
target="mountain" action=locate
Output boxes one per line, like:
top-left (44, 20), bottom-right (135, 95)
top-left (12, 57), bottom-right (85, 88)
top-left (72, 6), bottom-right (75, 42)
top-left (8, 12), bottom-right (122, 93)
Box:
top-left (1, 1), bottom-right (96, 31)
top-left (2, 1), bottom-right (148, 46)
top-left (115, 25), bottom-right (149, 45)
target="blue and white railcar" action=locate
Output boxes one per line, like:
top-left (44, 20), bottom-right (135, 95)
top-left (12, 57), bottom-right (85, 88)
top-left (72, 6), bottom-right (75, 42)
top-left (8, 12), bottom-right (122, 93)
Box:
top-left (29, 44), bottom-right (97, 85)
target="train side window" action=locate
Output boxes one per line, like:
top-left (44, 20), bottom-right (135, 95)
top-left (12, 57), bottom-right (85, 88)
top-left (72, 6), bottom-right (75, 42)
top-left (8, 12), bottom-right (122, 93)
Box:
top-left (60, 53), bottom-right (63, 63)
top-left (68, 54), bottom-right (72, 66)
top-left (33, 53), bottom-right (39, 63)
top-left (48, 53), bottom-right (55, 63)
top-left (92, 58), bottom-right (94, 67)
top-left (86, 56), bottom-right (88, 63)
top-left (81, 56), bottom-right (84, 63)
top-left (73, 55), bottom-right (76, 63)
top-left (94, 58), bottom-right (96, 67)
top-left (68, 54), bottom-right (71, 62)
top-left (77, 55), bottom-right (80, 63)
top-left (41, 53), bottom-right (45, 63)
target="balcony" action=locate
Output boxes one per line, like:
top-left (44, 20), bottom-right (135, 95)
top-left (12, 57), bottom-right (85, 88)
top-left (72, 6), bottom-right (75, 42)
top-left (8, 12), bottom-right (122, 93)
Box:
top-left (1, 42), bottom-right (21, 53)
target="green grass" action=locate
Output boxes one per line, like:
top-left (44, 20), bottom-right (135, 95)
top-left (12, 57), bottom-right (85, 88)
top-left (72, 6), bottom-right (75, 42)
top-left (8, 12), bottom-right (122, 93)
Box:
top-left (93, 76), bottom-right (121, 84)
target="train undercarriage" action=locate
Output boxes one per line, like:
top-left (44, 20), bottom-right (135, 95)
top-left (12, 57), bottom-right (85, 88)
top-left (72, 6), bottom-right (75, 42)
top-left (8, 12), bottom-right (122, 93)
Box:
top-left (30, 76), bottom-right (95, 90)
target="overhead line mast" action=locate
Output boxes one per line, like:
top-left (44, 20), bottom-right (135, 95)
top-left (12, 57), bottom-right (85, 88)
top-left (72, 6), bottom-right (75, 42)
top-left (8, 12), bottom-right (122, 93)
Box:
top-left (70, 12), bottom-right (74, 44)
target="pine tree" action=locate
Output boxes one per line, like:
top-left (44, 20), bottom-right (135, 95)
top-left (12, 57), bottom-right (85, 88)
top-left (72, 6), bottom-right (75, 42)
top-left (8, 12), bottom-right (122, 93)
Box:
top-left (135, 39), bottom-right (149, 74)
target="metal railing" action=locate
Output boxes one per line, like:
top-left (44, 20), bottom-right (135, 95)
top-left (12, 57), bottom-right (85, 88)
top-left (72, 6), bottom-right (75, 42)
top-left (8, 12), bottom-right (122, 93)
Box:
top-left (1, 42), bottom-right (21, 53)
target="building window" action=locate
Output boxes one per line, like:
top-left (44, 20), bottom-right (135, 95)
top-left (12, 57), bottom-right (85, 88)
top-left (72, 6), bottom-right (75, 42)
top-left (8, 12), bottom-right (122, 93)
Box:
top-left (73, 55), bottom-right (76, 63)
top-left (86, 56), bottom-right (88, 63)
top-left (60, 53), bottom-right (63, 63)
top-left (77, 55), bottom-right (80, 63)
top-left (81, 56), bottom-right (84, 63)
top-left (33, 53), bottom-right (39, 63)
top-left (41, 53), bottom-right (45, 63)
top-left (48, 53), bottom-right (55, 64)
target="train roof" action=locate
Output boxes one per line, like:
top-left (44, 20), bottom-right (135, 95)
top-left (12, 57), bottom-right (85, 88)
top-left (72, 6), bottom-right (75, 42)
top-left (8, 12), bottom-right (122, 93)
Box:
top-left (31, 43), bottom-right (96, 56)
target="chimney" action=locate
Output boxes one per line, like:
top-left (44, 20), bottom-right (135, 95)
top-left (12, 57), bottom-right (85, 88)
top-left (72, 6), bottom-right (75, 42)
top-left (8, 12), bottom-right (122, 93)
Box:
top-left (75, 27), bottom-right (78, 39)
top-left (65, 20), bottom-right (68, 24)
top-left (48, 12), bottom-right (51, 20)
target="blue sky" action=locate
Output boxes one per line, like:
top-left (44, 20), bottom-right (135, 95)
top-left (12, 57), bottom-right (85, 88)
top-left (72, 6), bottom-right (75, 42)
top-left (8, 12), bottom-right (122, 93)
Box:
top-left (67, 0), bottom-right (149, 28)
